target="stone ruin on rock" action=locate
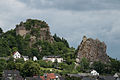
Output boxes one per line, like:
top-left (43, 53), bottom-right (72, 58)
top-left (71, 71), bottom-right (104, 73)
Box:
top-left (15, 19), bottom-right (54, 44)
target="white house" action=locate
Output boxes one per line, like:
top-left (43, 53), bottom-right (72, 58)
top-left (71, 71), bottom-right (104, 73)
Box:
top-left (114, 73), bottom-right (120, 80)
top-left (43, 56), bottom-right (63, 63)
top-left (22, 56), bottom-right (29, 61)
top-left (91, 70), bottom-right (99, 76)
top-left (13, 51), bottom-right (21, 59)
top-left (33, 56), bottom-right (38, 61)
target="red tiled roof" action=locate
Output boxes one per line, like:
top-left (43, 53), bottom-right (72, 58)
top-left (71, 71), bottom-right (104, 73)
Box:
top-left (40, 76), bottom-right (45, 80)
top-left (34, 73), bottom-right (56, 80)
top-left (13, 51), bottom-right (18, 55)
top-left (47, 73), bottom-right (56, 79)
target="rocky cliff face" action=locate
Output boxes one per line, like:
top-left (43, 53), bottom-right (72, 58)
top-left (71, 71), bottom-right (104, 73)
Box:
top-left (76, 36), bottom-right (109, 63)
top-left (16, 19), bottom-right (54, 44)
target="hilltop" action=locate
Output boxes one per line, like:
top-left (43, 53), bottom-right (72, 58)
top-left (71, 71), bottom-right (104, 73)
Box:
top-left (16, 19), bottom-right (54, 44)
top-left (0, 19), bottom-right (75, 60)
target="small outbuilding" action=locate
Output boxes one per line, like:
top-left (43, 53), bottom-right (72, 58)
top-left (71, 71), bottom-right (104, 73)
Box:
top-left (91, 70), bottom-right (99, 76)
top-left (33, 56), bottom-right (38, 61)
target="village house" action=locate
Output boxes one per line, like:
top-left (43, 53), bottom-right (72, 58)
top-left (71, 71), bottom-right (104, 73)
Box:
top-left (33, 56), bottom-right (38, 61)
top-left (114, 73), bottom-right (120, 80)
top-left (2, 70), bottom-right (23, 80)
top-left (42, 56), bottom-right (63, 63)
top-left (26, 73), bottom-right (64, 80)
top-left (13, 51), bottom-right (21, 59)
top-left (22, 56), bottom-right (29, 61)
top-left (91, 70), bottom-right (99, 76)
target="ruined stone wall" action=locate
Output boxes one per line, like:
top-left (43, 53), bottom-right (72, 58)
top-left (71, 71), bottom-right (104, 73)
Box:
top-left (16, 26), bottom-right (29, 36)
top-left (16, 20), bottom-right (54, 43)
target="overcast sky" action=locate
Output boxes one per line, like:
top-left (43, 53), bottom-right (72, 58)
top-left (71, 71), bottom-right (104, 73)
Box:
top-left (0, 0), bottom-right (120, 59)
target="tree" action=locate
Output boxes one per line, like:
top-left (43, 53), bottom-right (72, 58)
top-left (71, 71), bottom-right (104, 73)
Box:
top-left (0, 27), bottom-right (3, 34)
top-left (78, 57), bottom-right (90, 72)
top-left (21, 61), bottom-right (40, 77)
top-left (15, 63), bottom-right (23, 71)
top-left (0, 59), bottom-right (7, 77)
top-left (53, 34), bottom-right (69, 48)
top-left (15, 58), bottom-right (24, 63)
top-left (11, 47), bottom-right (18, 53)
top-left (54, 58), bottom-right (58, 68)
top-left (6, 61), bottom-right (16, 70)
top-left (37, 60), bottom-right (53, 68)
top-left (7, 56), bottom-right (14, 62)
top-left (110, 58), bottom-right (120, 74)
top-left (91, 61), bottom-right (105, 74)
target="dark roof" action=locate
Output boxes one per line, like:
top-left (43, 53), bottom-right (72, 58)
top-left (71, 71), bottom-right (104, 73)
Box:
top-left (26, 77), bottom-right (42, 80)
top-left (99, 76), bottom-right (115, 80)
top-left (3, 70), bottom-right (20, 75)
top-left (82, 77), bottom-right (96, 80)
top-left (67, 73), bottom-right (92, 77)
top-left (3, 70), bottom-right (23, 80)
top-left (44, 55), bottom-right (61, 58)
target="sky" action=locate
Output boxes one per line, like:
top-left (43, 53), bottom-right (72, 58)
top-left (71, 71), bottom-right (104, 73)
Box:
top-left (0, 0), bottom-right (120, 59)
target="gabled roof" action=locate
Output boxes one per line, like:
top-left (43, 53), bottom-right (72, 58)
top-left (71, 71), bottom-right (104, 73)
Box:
top-left (13, 51), bottom-right (20, 55)
top-left (46, 73), bottom-right (56, 79)
top-left (22, 56), bottom-right (29, 58)
top-left (114, 73), bottom-right (120, 77)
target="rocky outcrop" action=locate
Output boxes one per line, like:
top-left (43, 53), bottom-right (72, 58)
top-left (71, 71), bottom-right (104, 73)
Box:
top-left (16, 19), bottom-right (54, 44)
top-left (76, 36), bottom-right (109, 63)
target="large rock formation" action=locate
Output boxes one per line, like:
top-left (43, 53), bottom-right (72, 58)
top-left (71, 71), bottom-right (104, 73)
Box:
top-left (16, 19), bottom-right (54, 44)
top-left (76, 36), bottom-right (109, 63)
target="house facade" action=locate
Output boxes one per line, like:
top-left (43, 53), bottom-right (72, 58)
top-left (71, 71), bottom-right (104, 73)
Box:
top-left (22, 56), bottom-right (29, 61)
top-left (13, 51), bottom-right (21, 59)
top-left (91, 70), bottom-right (99, 76)
top-left (43, 56), bottom-right (63, 63)
top-left (114, 73), bottom-right (120, 80)
top-left (33, 56), bottom-right (38, 61)
top-left (2, 70), bottom-right (23, 80)
top-left (26, 73), bottom-right (63, 80)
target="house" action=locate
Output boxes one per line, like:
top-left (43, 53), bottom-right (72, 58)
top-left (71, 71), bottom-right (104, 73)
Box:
top-left (33, 56), bottom-right (38, 61)
top-left (25, 76), bottom-right (42, 80)
top-left (22, 56), bottom-right (29, 61)
top-left (40, 73), bottom-right (61, 80)
top-left (91, 70), bottom-right (99, 76)
top-left (67, 73), bottom-right (92, 77)
top-left (43, 56), bottom-right (63, 63)
top-left (114, 73), bottom-right (120, 80)
top-left (26, 73), bottom-right (64, 80)
top-left (2, 70), bottom-right (23, 80)
top-left (13, 51), bottom-right (21, 59)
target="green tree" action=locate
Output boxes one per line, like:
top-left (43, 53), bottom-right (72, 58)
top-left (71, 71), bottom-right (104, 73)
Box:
top-left (54, 58), bottom-right (58, 68)
top-left (79, 58), bottom-right (89, 72)
top-left (91, 61), bottom-right (106, 74)
top-left (21, 61), bottom-right (40, 77)
top-left (0, 27), bottom-right (3, 34)
top-left (15, 58), bottom-right (24, 63)
top-left (110, 58), bottom-right (120, 74)
top-left (0, 59), bottom-right (7, 77)
top-left (6, 61), bottom-right (16, 70)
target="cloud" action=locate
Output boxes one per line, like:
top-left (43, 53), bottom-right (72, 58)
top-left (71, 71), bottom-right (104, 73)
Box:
top-left (0, 0), bottom-right (120, 59)
top-left (19, 0), bottom-right (120, 11)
